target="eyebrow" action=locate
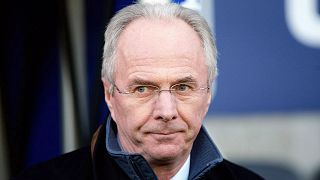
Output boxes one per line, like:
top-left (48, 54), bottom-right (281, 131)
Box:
top-left (128, 76), bottom-right (197, 87)
top-left (128, 78), bottom-right (158, 87)
top-left (171, 76), bottom-right (197, 85)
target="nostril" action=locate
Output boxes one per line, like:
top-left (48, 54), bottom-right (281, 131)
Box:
top-left (155, 115), bottom-right (163, 121)
top-left (155, 114), bottom-right (177, 122)
top-left (172, 115), bottom-right (177, 120)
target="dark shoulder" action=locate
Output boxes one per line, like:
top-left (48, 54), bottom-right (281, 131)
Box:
top-left (223, 159), bottom-right (264, 179)
top-left (207, 159), bottom-right (264, 180)
top-left (13, 147), bottom-right (93, 180)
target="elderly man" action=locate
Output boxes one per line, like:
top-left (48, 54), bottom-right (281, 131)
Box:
top-left (15, 2), bottom-right (263, 180)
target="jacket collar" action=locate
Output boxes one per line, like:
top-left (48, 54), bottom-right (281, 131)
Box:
top-left (105, 116), bottom-right (156, 179)
top-left (97, 116), bottom-right (223, 179)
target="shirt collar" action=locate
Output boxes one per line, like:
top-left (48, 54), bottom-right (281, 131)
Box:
top-left (170, 155), bottom-right (190, 180)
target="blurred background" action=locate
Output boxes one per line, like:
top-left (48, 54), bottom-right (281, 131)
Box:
top-left (1, 0), bottom-right (320, 179)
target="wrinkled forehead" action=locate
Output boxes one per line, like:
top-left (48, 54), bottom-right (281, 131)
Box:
top-left (116, 17), bottom-right (205, 67)
top-left (110, 17), bottom-right (209, 87)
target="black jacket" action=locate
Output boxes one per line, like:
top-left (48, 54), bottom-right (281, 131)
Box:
top-left (14, 117), bottom-right (264, 180)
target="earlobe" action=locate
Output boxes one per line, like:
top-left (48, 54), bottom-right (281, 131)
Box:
top-left (102, 78), bottom-right (117, 121)
top-left (207, 91), bottom-right (212, 106)
top-left (102, 78), bottom-right (113, 111)
top-left (204, 91), bottom-right (212, 115)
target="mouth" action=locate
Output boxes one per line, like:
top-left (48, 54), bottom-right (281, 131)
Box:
top-left (146, 131), bottom-right (183, 140)
top-left (151, 132), bottom-right (177, 135)
top-left (146, 129), bottom-right (183, 135)
top-left (143, 124), bottom-right (186, 140)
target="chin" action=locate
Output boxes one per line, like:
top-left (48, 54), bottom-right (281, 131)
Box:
top-left (146, 144), bottom-right (185, 163)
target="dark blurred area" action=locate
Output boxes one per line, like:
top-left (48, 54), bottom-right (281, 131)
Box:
top-left (0, 0), bottom-right (129, 177)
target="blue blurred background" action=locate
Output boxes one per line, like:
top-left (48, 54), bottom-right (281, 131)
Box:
top-left (1, 0), bottom-right (320, 179)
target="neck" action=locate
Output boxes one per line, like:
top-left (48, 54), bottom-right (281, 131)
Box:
top-left (150, 154), bottom-right (190, 180)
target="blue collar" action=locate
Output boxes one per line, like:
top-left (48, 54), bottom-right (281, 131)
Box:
top-left (105, 116), bottom-right (223, 179)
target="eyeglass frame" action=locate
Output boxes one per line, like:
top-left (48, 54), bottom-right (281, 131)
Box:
top-left (111, 82), bottom-right (210, 100)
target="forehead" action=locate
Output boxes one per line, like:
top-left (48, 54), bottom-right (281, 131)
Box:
top-left (115, 17), bottom-right (207, 83)
top-left (117, 17), bottom-right (203, 61)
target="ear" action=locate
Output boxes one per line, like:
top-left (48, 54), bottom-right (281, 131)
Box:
top-left (205, 90), bottom-right (212, 112)
top-left (102, 78), bottom-right (114, 114)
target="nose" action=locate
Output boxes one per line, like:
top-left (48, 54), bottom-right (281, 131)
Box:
top-left (153, 91), bottom-right (178, 122)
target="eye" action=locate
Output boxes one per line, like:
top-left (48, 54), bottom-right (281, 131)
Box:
top-left (173, 83), bottom-right (193, 92)
top-left (131, 85), bottom-right (158, 98)
top-left (177, 84), bottom-right (188, 91)
top-left (134, 86), bottom-right (148, 93)
top-left (136, 86), bottom-right (148, 93)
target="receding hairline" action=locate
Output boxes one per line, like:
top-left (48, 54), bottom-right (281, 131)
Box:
top-left (114, 17), bottom-right (207, 81)
top-left (102, 3), bottom-right (217, 90)
top-left (115, 16), bottom-right (205, 56)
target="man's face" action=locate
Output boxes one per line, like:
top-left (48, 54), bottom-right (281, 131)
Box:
top-left (103, 18), bottom-right (212, 164)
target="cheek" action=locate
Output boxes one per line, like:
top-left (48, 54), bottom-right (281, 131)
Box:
top-left (177, 98), bottom-right (209, 129)
top-left (111, 98), bottom-right (152, 131)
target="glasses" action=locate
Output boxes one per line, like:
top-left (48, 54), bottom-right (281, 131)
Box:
top-left (113, 82), bottom-right (210, 100)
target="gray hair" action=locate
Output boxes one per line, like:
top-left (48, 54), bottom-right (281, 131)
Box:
top-left (101, 2), bottom-right (218, 92)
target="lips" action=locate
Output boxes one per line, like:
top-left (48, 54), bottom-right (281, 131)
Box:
top-left (147, 132), bottom-right (181, 142)
top-left (147, 131), bottom-right (180, 135)
top-left (142, 123), bottom-right (186, 138)
top-left (145, 128), bottom-right (184, 135)
top-left (145, 130), bottom-right (184, 141)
